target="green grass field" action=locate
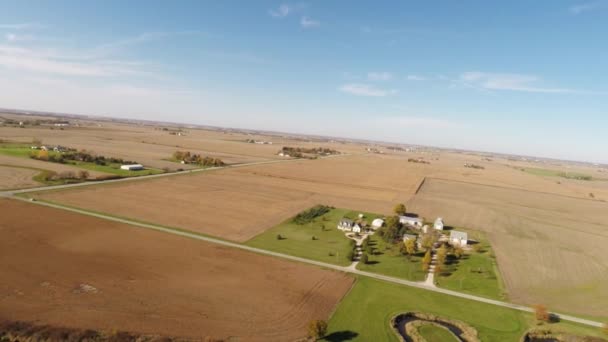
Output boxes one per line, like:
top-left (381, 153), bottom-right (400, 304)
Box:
top-left (245, 208), bottom-right (381, 266)
top-left (356, 235), bottom-right (427, 281)
top-left (436, 230), bottom-right (506, 300)
top-left (418, 324), bottom-right (458, 341)
top-left (520, 167), bottom-right (594, 181)
top-left (323, 277), bottom-right (605, 342)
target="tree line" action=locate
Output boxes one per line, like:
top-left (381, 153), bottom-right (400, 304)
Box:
top-left (31, 149), bottom-right (138, 166)
top-left (172, 151), bottom-right (225, 167)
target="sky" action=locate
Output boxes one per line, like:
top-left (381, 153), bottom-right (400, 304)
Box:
top-left (0, 1), bottom-right (607, 163)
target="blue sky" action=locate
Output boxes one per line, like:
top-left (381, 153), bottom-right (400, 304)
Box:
top-left (0, 1), bottom-right (607, 162)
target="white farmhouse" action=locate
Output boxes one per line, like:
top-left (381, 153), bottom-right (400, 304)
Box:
top-left (434, 218), bottom-right (444, 231)
top-left (120, 164), bottom-right (144, 171)
top-left (371, 218), bottom-right (384, 229)
top-left (449, 230), bottom-right (468, 247)
top-left (399, 215), bottom-right (423, 228)
top-left (337, 218), bottom-right (355, 231)
top-left (352, 223), bottom-right (363, 233)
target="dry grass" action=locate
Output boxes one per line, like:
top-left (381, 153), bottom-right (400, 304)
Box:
top-left (0, 198), bottom-right (354, 341)
top-left (0, 165), bottom-right (39, 189)
top-left (407, 178), bottom-right (608, 318)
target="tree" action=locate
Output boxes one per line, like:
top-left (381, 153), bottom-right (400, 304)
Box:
top-left (78, 170), bottom-right (90, 180)
top-left (534, 304), bottom-right (550, 322)
top-left (436, 245), bottom-right (448, 265)
top-left (393, 203), bottom-right (407, 216)
top-left (37, 149), bottom-right (49, 161)
top-left (421, 233), bottom-right (436, 251)
top-left (422, 250), bottom-right (432, 271)
top-left (454, 246), bottom-right (464, 259)
top-left (360, 252), bottom-right (369, 264)
top-left (434, 264), bottom-right (442, 275)
top-left (403, 238), bottom-right (417, 256)
top-left (307, 320), bottom-right (328, 340)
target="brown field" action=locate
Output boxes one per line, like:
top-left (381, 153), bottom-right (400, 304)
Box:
top-left (407, 178), bottom-right (608, 318)
top-left (0, 165), bottom-right (39, 189)
top-left (0, 154), bottom-right (109, 178)
top-left (0, 199), bottom-right (353, 341)
top-left (34, 154), bottom-right (426, 241)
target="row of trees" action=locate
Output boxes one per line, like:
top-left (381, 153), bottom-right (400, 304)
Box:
top-left (39, 170), bottom-right (89, 182)
top-left (172, 151), bottom-right (225, 167)
top-left (293, 205), bottom-right (332, 225)
top-left (279, 146), bottom-right (340, 158)
top-left (31, 149), bottom-right (137, 166)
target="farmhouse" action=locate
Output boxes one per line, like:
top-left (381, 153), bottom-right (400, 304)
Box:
top-left (337, 218), bottom-right (355, 231)
top-left (120, 164), bottom-right (144, 171)
top-left (399, 215), bottom-right (423, 228)
top-left (449, 230), bottom-right (468, 247)
top-left (352, 223), bottom-right (363, 233)
top-left (434, 217), bottom-right (444, 231)
top-left (371, 218), bottom-right (384, 229)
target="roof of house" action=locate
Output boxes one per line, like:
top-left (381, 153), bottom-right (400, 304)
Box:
top-left (339, 218), bottom-right (354, 225)
top-left (435, 217), bottom-right (443, 224)
top-left (450, 230), bottom-right (468, 240)
top-left (399, 215), bottom-right (422, 222)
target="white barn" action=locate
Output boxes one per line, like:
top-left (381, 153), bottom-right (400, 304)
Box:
top-left (352, 223), bottom-right (363, 233)
top-left (450, 231), bottom-right (468, 247)
top-left (434, 218), bottom-right (444, 231)
top-left (399, 215), bottom-right (423, 228)
top-left (120, 164), bottom-right (144, 171)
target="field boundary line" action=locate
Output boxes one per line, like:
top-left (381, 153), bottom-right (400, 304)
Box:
top-left (6, 196), bottom-right (604, 330)
top-left (414, 177), bottom-right (426, 194)
top-left (424, 177), bottom-right (608, 204)
top-left (0, 154), bottom-right (350, 197)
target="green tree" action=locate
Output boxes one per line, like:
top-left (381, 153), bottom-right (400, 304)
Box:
top-left (393, 203), bottom-right (407, 215)
top-left (307, 320), bottom-right (328, 340)
top-left (454, 246), bottom-right (464, 259)
top-left (421, 233), bottom-right (436, 251)
top-left (436, 245), bottom-right (448, 265)
top-left (422, 250), bottom-right (432, 271)
top-left (360, 252), bottom-right (369, 264)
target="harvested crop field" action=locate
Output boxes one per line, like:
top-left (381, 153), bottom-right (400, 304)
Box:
top-left (0, 165), bottom-right (39, 189)
top-left (0, 199), bottom-right (354, 341)
top-left (34, 155), bottom-right (426, 241)
top-left (407, 178), bottom-right (608, 318)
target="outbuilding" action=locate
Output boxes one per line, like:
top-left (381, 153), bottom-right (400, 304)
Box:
top-left (371, 218), bottom-right (384, 229)
top-left (337, 218), bottom-right (355, 231)
top-left (434, 217), bottom-right (444, 231)
top-left (450, 230), bottom-right (468, 247)
top-left (120, 164), bottom-right (144, 171)
top-left (399, 215), bottom-right (423, 228)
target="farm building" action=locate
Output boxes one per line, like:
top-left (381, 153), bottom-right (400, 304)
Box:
top-left (371, 218), bottom-right (384, 229)
top-left (352, 223), bottom-right (363, 233)
top-left (449, 231), bottom-right (468, 247)
top-left (434, 217), bottom-right (444, 231)
top-left (399, 215), bottom-right (423, 228)
top-left (120, 164), bottom-right (144, 171)
top-left (337, 219), bottom-right (355, 231)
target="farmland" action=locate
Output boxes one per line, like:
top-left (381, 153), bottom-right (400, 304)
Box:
top-left (407, 178), bottom-right (608, 318)
top-left (0, 198), bottom-right (354, 341)
top-left (0, 165), bottom-right (40, 189)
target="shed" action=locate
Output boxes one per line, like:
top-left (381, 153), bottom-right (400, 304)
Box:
top-left (337, 218), bottom-right (355, 231)
top-left (434, 217), bottom-right (444, 231)
top-left (120, 164), bottom-right (144, 171)
top-left (399, 215), bottom-right (423, 228)
top-left (449, 231), bottom-right (468, 246)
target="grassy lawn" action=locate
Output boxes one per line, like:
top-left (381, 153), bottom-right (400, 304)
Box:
top-left (323, 277), bottom-right (605, 342)
top-left (418, 324), bottom-right (458, 341)
top-left (245, 208), bottom-right (381, 266)
top-left (436, 230), bottom-right (506, 300)
top-left (356, 235), bottom-right (427, 281)
top-left (0, 143), bottom-right (37, 158)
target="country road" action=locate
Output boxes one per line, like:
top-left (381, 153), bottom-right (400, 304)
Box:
top-left (4, 195), bottom-right (604, 329)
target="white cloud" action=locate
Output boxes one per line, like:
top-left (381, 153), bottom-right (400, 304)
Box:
top-left (459, 72), bottom-right (575, 94)
top-left (269, 4), bottom-right (292, 17)
top-left (406, 75), bottom-right (426, 81)
top-left (5, 33), bottom-right (35, 42)
top-left (339, 83), bottom-right (397, 97)
top-left (368, 72), bottom-right (392, 81)
top-left (300, 16), bottom-right (320, 28)
top-left (569, 1), bottom-right (606, 14)
top-left (0, 23), bottom-right (45, 30)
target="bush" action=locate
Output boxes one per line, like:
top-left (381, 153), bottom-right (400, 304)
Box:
top-left (360, 252), bottom-right (369, 264)
top-left (276, 234), bottom-right (284, 240)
